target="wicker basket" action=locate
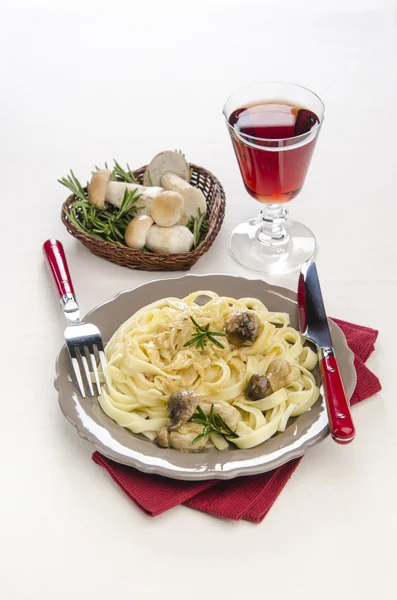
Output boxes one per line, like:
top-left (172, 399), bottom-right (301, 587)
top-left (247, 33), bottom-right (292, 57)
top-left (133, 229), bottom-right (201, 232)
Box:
top-left (61, 163), bottom-right (226, 271)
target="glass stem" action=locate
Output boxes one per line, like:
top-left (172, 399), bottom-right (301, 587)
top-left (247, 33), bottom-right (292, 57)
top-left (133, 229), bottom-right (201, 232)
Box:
top-left (257, 204), bottom-right (290, 246)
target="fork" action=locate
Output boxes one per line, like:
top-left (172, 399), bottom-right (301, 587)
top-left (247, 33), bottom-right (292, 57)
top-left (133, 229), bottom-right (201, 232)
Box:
top-left (43, 239), bottom-right (107, 398)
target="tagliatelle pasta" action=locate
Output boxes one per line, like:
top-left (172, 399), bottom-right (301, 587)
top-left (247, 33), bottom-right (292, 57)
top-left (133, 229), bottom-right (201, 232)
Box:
top-left (98, 291), bottom-right (320, 450)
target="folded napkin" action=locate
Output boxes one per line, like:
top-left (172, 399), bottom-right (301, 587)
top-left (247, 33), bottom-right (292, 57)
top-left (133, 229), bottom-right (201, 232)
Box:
top-left (93, 319), bottom-right (381, 523)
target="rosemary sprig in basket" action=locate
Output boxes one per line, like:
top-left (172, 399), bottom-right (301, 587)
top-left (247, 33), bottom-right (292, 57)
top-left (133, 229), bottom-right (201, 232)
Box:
top-left (58, 170), bottom-right (87, 202)
top-left (59, 167), bottom-right (141, 245)
top-left (111, 160), bottom-right (138, 184)
top-left (187, 209), bottom-right (209, 248)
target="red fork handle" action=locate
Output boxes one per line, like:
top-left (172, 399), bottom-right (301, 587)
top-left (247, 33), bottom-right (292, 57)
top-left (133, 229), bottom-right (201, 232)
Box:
top-left (319, 349), bottom-right (355, 444)
top-left (43, 239), bottom-right (75, 298)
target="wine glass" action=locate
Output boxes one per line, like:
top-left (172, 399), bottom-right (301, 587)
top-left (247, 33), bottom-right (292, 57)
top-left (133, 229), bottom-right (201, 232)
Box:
top-left (223, 82), bottom-right (325, 274)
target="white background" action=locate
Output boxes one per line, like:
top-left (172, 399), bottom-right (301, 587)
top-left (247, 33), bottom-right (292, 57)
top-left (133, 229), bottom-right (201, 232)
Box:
top-left (1, 0), bottom-right (397, 598)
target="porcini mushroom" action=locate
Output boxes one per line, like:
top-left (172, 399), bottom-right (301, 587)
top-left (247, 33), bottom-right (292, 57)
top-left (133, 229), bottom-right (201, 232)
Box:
top-left (161, 172), bottom-right (207, 225)
top-left (168, 390), bottom-right (201, 430)
top-left (158, 423), bottom-right (207, 451)
top-left (124, 215), bottom-right (153, 249)
top-left (156, 390), bottom-right (205, 451)
top-left (145, 225), bottom-right (194, 254)
top-left (87, 169), bottom-right (163, 212)
top-left (245, 374), bottom-right (272, 401)
top-left (266, 358), bottom-right (301, 392)
top-left (142, 150), bottom-right (206, 224)
top-left (199, 401), bottom-right (241, 432)
top-left (150, 191), bottom-right (183, 227)
top-left (168, 423), bottom-right (208, 451)
top-left (157, 426), bottom-right (170, 448)
top-left (143, 151), bottom-right (190, 186)
top-left (225, 311), bottom-right (262, 347)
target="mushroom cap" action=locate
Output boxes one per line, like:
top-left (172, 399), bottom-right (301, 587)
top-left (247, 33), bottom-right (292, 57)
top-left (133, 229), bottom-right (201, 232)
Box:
top-left (88, 169), bottom-right (112, 210)
top-left (150, 191), bottom-right (184, 227)
top-left (143, 151), bottom-right (190, 187)
top-left (266, 358), bottom-right (301, 392)
top-left (245, 374), bottom-right (272, 401)
top-left (225, 311), bottom-right (262, 347)
top-left (124, 215), bottom-right (153, 249)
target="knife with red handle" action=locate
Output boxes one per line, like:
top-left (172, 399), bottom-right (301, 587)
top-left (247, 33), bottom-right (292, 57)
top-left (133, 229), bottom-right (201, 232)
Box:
top-left (298, 262), bottom-right (355, 444)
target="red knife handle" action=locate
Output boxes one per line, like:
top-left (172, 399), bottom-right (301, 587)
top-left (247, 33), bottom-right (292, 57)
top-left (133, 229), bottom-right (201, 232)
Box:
top-left (43, 239), bottom-right (75, 298)
top-left (319, 348), bottom-right (355, 444)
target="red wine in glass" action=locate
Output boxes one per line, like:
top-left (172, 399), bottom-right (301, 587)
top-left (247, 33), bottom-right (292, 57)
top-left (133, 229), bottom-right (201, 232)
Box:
top-left (228, 102), bottom-right (320, 203)
top-left (224, 83), bottom-right (324, 274)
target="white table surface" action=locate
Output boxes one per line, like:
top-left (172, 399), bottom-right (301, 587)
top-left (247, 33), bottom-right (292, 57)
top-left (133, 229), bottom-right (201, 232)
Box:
top-left (1, 0), bottom-right (396, 597)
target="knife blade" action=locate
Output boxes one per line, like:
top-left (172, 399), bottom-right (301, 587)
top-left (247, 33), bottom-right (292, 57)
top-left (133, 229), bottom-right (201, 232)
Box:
top-left (298, 262), bottom-right (355, 444)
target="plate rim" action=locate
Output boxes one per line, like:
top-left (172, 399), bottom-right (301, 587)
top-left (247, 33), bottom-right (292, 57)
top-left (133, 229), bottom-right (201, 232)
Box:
top-left (55, 273), bottom-right (357, 480)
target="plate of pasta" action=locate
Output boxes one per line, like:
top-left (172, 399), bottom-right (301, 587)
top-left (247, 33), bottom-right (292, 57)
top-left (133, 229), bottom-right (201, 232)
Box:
top-left (55, 274), bottom-right (356, 480)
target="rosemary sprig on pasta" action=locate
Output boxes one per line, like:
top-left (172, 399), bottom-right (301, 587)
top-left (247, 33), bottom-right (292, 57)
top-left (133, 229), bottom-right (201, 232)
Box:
top-left (183, 316), bottom-right (227, 350)
top-left (191, 405), bottom-right (239, 444)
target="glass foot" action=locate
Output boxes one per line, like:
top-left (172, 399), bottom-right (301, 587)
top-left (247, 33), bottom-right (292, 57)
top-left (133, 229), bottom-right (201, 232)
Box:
top-left (230, 217), bottom-right (316, 275)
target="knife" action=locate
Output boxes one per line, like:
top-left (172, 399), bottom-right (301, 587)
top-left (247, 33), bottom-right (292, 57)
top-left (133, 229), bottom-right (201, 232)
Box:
top-left (298, 262), bottom-right (355, 444)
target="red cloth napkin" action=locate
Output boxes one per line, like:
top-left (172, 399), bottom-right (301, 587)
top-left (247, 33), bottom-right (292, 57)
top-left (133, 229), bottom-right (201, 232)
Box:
top-left (92, 319), bottom-right (381, 523)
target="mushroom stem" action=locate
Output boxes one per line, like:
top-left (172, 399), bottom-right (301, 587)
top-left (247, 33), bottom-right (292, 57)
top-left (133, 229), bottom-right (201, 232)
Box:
top-left (145, 225), bottom-right (194, 254)
top-left (105, 181), bottom-right (163, 211)
top-left (160, 172), bottom-right (206, 225)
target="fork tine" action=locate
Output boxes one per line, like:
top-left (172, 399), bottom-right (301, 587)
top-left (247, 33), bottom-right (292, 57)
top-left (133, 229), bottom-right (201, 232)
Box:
top-left (65, 322), bottom-right (106, 397)
top-left (70, 352), bottom-right (86, 398)
top-left (99, 350), bottom-right (108, 388)
top-left (81, 351), bottom-right (94, 396)
top-left (96, 337), bottom-right (104, 352)
top-left (89, 347), bottom-right (101, 394)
